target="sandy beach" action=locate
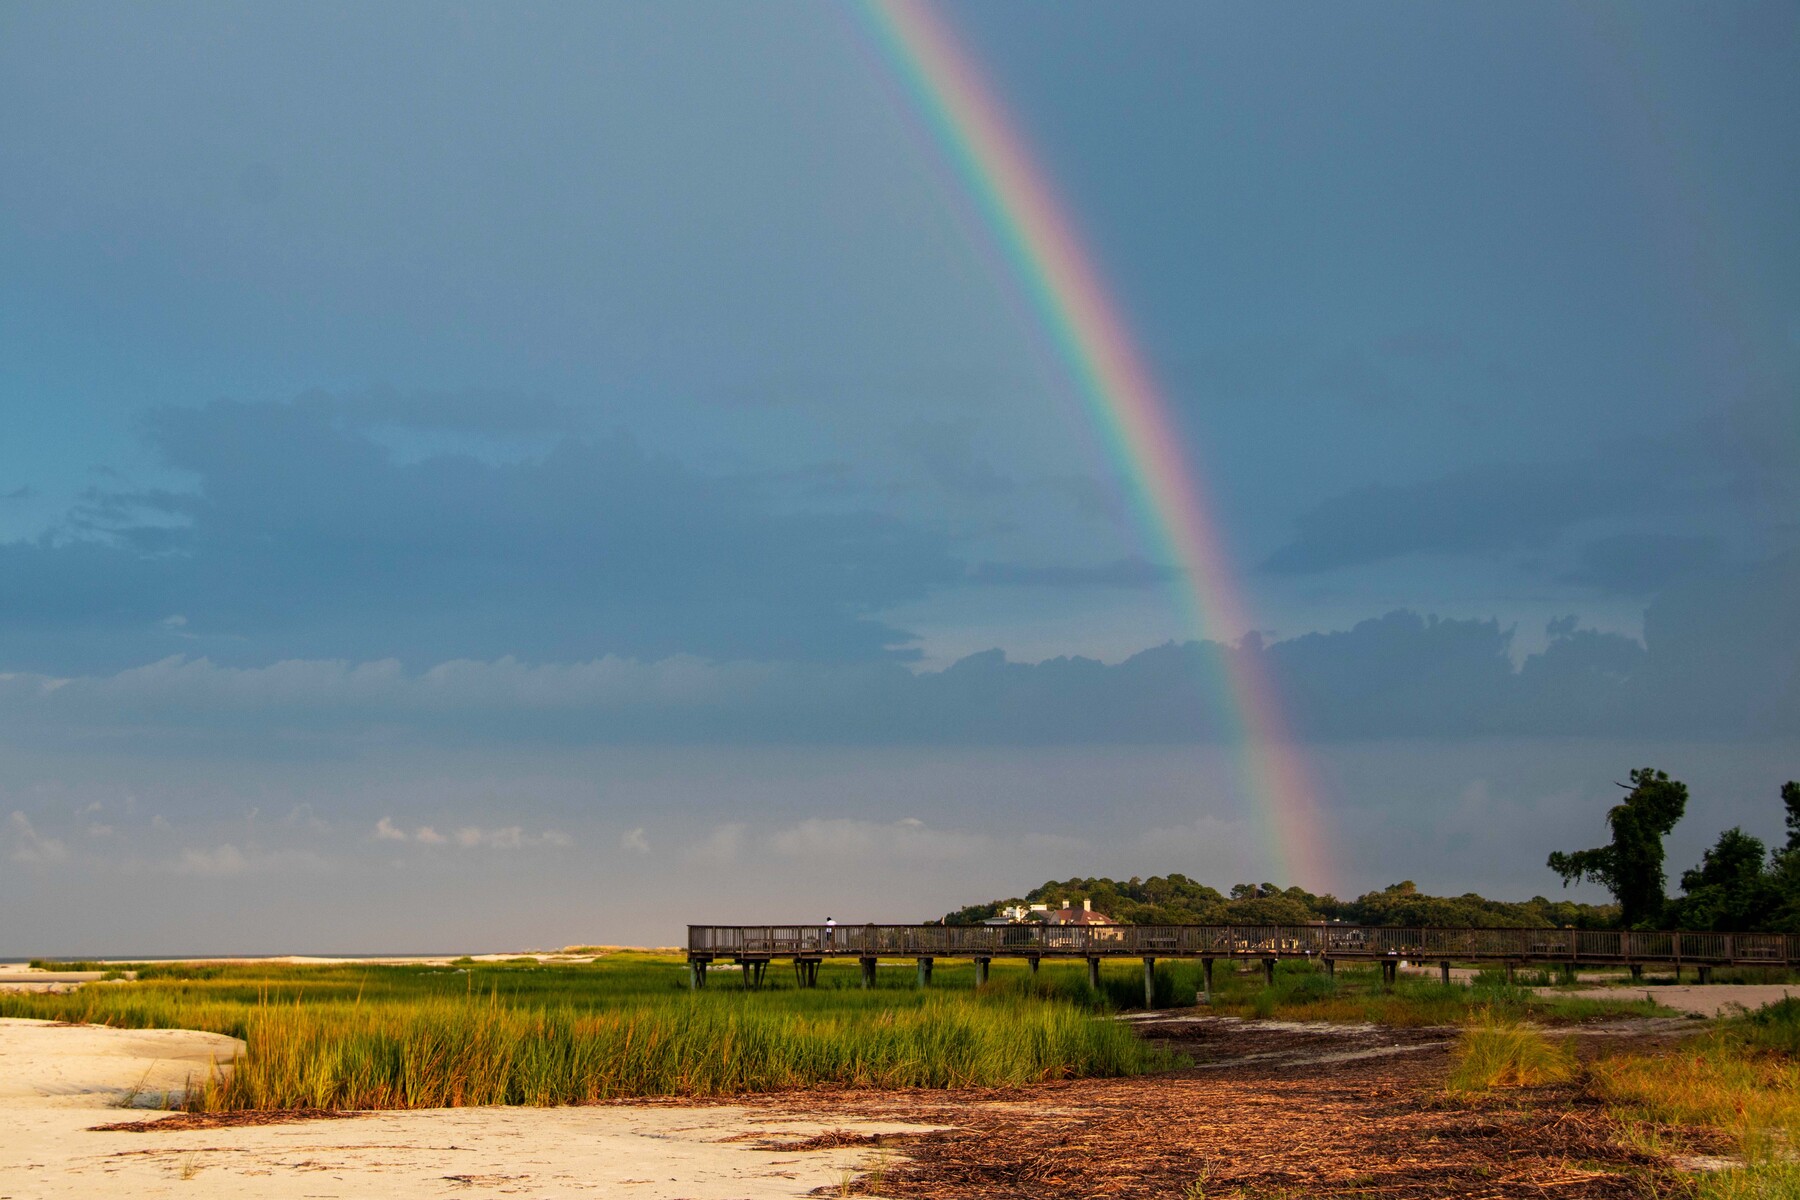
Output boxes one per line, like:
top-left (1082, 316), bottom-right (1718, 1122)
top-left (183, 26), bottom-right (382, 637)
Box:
top-left (0, 1017), bottom-right (937, 1199)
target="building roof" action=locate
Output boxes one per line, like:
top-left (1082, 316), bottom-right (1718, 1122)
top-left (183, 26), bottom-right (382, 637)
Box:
top-left (1045, 906), bottom-right (1116, 925)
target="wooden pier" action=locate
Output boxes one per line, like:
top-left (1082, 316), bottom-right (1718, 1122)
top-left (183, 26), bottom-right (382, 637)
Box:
top-left (687, 923), bottom-right (1799, 1000)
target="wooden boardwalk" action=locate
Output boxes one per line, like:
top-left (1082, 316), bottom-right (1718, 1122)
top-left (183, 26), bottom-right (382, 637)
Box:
top-left (687, 922), bottom-right (1799, 996)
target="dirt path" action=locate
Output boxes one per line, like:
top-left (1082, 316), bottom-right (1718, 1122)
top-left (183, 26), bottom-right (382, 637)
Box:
top-left (1545, 982), bottom-right (1798, 1017)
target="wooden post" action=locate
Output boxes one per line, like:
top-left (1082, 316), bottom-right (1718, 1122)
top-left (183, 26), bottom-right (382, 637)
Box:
top-left (1086, 956), bottom-right (1101, 992)
top-left (1201, 957), bottom-right (1214, 1004)
top-left (1629, 964), bottom-right (1643, 982)
top-left (1561, 962), bottom-right (1576, 984)
top-left (859, 957), bottom-right (877, 989)
top-left (1381, 960), bottom-right (1396, 989)
top-left (975, 957), bottom-right (990, 987)
top-left (1028, 956), bottom-right (1040, 978)
top-left (1439, 961), bottom-right (1451, 986)
top-left (1323, 957), bottom-right (1335, 979)
top-left (689, 959), bottom-right (706, 990)
top-left (917, 957), bottom-right (933, 988)
top-left (1263, 958), bottom-right (1276, 988)
top-left (1698, 964), bottom-right (1713, 984)
top-left (1142, 957), bottom-right (1156, 1009)
top-left (1504, 962), bottom-right (1515, 985)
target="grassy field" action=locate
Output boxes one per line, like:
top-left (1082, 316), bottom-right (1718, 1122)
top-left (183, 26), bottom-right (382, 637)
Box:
top-left (1584, 998), bottom-right (1800, 1199)
top-left (0, 953), bottom-right (1176, 1109)
top-left (1441, 996), bottom-right (1800, 1197)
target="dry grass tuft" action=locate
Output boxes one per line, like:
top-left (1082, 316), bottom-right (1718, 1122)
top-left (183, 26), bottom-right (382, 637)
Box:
top-left (1447, 1015), bottom-right (1575, 1092)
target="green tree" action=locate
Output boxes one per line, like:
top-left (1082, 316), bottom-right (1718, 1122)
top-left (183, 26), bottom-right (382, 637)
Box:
top-left (1670, 827), bottom-right (1777, 931)
top-left (1765, 782), bottom-right (1800, 931)
top-left (1783, 781), bottom-right (1800, 854)
top-left (1547, 767), bottom-right (1688, 928)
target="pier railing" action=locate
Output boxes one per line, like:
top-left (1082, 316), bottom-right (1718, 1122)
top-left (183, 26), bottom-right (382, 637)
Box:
top-left (688, 923), bottom-right (1799, 966)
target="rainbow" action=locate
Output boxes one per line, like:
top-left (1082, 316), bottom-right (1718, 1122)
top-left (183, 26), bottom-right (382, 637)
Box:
top-left (853, 0), bottom-right (1331, 890)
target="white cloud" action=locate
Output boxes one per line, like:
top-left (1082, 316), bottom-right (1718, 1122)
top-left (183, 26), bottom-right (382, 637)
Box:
top-left (766, 816), bottom-right (977, 861)
top-left (282, 804), bottom-right (330, 833)
top-left (7, 811), bottom-right (68, 864)
top-left (169, 844), bottom-right (328, 877)
top-left (376, 818), bottom-right (568, 850)
top-left (688, 815), bottom-right (1079, 869)
top-left (621, 827), bottom-right (650, 855)
top-left (686, 822), bottom-right (746, 866)
top-left (177, 843), bottom-right (248, 875)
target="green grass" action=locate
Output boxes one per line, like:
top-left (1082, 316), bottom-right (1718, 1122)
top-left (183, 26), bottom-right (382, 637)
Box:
top-left (0, 954), bottom-right (1177, 1110)
top-left (1687, 1161), bottom-right (1800, 1199)
top-left (1173, 959), bottom-right (1666, 1026)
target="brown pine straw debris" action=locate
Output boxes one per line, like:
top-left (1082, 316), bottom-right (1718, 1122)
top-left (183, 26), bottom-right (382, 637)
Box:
top-left (767, 1036), bottom-right (1671, 1199)
top-left (91, 1108), bottom-right (363, 1132)
top-left (759, 1128), bottom-right (891, 1153)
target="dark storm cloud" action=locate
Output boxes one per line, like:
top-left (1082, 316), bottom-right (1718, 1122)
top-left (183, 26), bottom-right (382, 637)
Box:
top-left (2, 551), bottom-right (1793, 748)
top-left (291, 386), bottom-right (580, 436)
top-left (1262, 398), bottom-right (1798, 576)
top-left (891, 419), bottom-right (1015, 497)
top-left (0, 399), bottom-right (964, 669)
top-left (1559, 533), bottom-right (1724, 596)
top-left (1262, 459), bottom-right (1630, 573)
top-left (967, 557), bottom-right (1171, 588)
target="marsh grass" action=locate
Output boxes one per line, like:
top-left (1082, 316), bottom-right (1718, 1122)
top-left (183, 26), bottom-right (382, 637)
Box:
top-left (0, 953), bottom-right (1175, 1110)
top-left (1588, 1006), bottom-right (1800, 1140)
top-left (1447, 1016), bottom-right (1576, 1091)
top-left (1585, 997), bottom-right (1800, 1193)
top-left (190, 991), bottom-right (1163, 1109)
top-left (1687, 1160), bottom-right (1800, 1199)
top-left (1180, 960), bottom-right (1663, 1026)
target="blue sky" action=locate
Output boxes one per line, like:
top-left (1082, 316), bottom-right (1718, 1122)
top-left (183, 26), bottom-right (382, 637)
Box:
top-left (2, 2), bottom-right (1796, 951)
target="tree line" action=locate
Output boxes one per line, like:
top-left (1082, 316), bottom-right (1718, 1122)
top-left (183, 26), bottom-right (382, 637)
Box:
top-left (943, 770), bottom-right (1800, 933)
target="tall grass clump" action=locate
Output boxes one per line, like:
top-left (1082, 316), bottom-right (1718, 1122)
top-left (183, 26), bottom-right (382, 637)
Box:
top-left (1447, 1015), bottom-right (1575, 1092)
top-left (187, 992), bottom-right (1172, 1111)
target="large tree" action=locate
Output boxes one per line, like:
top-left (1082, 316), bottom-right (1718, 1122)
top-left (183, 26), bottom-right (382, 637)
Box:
top-left (1548, 767), bottom-right (1688, 928)
top-left (1669, 827), bottom-right (1777, 932)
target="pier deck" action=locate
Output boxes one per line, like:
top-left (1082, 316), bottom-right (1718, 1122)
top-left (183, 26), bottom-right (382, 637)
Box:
top-left (686, 923), bottom-right (1797, 994)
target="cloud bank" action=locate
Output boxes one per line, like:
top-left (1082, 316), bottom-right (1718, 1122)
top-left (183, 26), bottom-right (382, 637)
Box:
top-left (1, 551), bottom-right (1792, 746)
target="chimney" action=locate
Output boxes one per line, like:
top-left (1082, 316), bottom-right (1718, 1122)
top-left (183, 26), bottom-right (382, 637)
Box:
top-left (1083, 898), bottom-right (1092, 912)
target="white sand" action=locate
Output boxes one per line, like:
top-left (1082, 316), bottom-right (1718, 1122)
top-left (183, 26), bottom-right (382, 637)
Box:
top-left (0, 1018), bottom-right (938, 1199)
